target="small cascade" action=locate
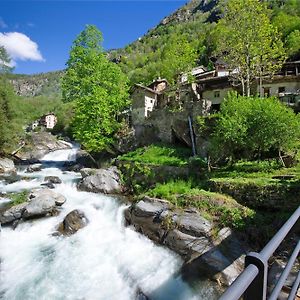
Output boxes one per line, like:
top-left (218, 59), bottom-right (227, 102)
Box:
top-left (0, 144), bottom-right (218, 300)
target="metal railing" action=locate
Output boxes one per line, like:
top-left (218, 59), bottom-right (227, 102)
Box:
top-left (219, 206), bottom-right (300, 300)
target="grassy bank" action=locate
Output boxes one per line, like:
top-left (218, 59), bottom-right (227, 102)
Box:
top-left (117, 144), bottom-right (299, 245)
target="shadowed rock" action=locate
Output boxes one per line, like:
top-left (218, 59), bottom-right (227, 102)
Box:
top-left (55, 209), bottom-right (88, 236)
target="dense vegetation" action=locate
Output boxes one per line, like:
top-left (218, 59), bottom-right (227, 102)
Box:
top-left (210, 92), bottom-right (300, 163)
top-left (108, 0), bottom-right (300, 86)
top-left (62, 25), bottom-right (130, 152)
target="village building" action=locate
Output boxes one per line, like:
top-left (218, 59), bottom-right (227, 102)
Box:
top-left (39, 113), bottom-right (57, 129)
top-left (131, 78), bottom-right (169, 125)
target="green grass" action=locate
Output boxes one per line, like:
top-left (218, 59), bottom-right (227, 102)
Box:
top-left (146, 179), bottom-right (255, 229)
top-left (9, 191), bottom-right (29, 206)
top-left (118, 144), bottom-right (192, 167)
top-left (210, 159), bottom-right (300, 186)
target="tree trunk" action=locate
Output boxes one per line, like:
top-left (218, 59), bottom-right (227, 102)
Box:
top-left (246, 72), bottom-right (251, 97)
top-left (259, 75), bottom-right (263, 98)
top-left (241, 79), bottom-right (245, 96)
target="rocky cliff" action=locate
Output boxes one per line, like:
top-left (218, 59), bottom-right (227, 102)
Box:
top-left (8, 71), bottom-right (63, 97)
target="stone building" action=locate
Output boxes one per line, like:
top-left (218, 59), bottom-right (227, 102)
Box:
top-left (131, 79), bottom-right (169, 125)
top-left (40, 113), bottom-right (57, 129)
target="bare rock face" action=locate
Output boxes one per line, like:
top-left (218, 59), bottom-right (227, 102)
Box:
top-left (0, 157), bottom-right (16, 174)
top-left (55, 209), bottom-right (88, 236)
top-left (125, 196), bottom-right (245, 286)
top-left (77, 167), bottom-right (122, 194)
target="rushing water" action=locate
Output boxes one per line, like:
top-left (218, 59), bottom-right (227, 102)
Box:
top-left (0, 146), bottom-right (218, 300)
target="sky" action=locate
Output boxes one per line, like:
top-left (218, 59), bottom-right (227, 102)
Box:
top-left (0, 0), bottom-right (186, 74)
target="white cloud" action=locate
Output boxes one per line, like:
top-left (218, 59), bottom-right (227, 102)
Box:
top-left (0, 32), bottom-right (44, 66)
top-left (0, 18), bottom-right (7, 29)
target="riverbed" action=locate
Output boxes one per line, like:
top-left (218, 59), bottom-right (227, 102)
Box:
top-left (0, 146), bottom-right (218, 300)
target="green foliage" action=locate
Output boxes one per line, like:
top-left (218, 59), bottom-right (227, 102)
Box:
top-left (62, 25), bottom-right (130, 152)
top-left (0, 46), bottom-right (13, 74)
top-left (118, 144), bottom-right (191, 167)
top-left (214, 0), bottom-right (286, 96)
top-left (211, 93), bottom-right (300, 161)
top-left (146, 179), bottom-right (255, 229)
top-left (160, 34), bottom-right (198, 84)
top-left (9, 191), bottom-right (29, 206)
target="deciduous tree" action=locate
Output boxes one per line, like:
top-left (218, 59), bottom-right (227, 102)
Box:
top-left (214, 0), bottom-right (286, 96)
top-left (62, 25), bottom-right (130, 152)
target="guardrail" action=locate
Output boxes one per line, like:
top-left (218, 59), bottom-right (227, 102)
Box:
top-left (219, 206), bottom-right (300, 300)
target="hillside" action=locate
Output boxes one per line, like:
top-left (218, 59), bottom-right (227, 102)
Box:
top-left (9, 0), bottom-right (300, 96)
top-left (7, 71), bottom-right (63, 98)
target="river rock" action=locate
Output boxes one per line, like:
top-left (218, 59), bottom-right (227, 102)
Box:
top-left (125, 196), bottom-right (244, 286)
top-left (56, 209), bottom-right (88, 236)
top-left (75, 150), bottom-right (97, 168)
top-left (29, 189), bottom-right (66, 206)
top-left (23, 195), bottom-right (56, 218)
top-left (77, 167), bottom-right (122, 194)
top-left (0, 157), bottom-right (16, 174)
top-left (44, 176), bottom-right (62, 184)
top-left (15, 132), bottom-right (71, 161)
top-left (0, 202), bottom-right (27, 224)
top-left (26, 163), bottom-right (42, 173)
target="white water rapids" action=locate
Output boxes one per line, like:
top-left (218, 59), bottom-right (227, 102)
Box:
top-left (0, 145), bottom-right (218, 300)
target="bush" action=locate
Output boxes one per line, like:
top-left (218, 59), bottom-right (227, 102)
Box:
top-left (211, 93), bottom-right (300, 162)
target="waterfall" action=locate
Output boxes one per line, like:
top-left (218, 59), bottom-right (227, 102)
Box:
top-left (0, 144), bottom-right (218, 300)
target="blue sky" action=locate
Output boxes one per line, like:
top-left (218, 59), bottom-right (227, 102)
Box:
top-left (0, 0), bottom-right (186, 74)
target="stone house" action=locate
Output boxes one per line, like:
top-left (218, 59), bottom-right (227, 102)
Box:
top-left (191, 61), bottom-right (300, 110)
top-left (39, 113), bottom-right (57, 129)
top-left (131, 79), bottom-right (169, 125)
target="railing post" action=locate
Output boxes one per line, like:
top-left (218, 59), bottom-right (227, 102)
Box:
top-left (244, 252), bottom-right (268, 300)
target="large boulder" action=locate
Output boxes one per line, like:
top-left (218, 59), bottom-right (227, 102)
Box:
top-left (0, 202), bottom-right (27, 224)
top-left (125, 196), bottom-right (245, 286)
top-left (23, 196), bottom-right (56, 219)
top-left (15, 132), bottom-right (71, 161)
top-left (55, 209), bottom-right (88, 236)
top-left (29, 189), bottom-right (66, 206)
top-left (75, 150), bottom-right (97, 168)
top-left (0, 189), bottom-right (66, 225)
top-left (0, 157), bottom-right (16, 174)
top-left (77, 167), bottom-right (122, 194)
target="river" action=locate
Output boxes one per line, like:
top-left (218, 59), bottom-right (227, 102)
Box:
top-left (0, 145), bottom-right (218, 300)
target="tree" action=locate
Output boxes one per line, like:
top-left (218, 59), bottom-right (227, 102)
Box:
top-left (0, 46), bottom-right (13, 74)
top-left (0, 46), bottom-right (16, 154)
top-left (62, 25), bottom-right (130, 152)
top-left (214, 0), bottom-right (286, 96)
top-left (211, 92), bottom-right (300, 162)
top-left (160, 34), bottom-right (198, 84)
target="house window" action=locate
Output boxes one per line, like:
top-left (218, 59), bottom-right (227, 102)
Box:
top-left (214, 91), bottom-right (220, 98)
top-left (278, 87), bottom-right (285, 94)
top-left (263, 87), bottom-right (270, 97)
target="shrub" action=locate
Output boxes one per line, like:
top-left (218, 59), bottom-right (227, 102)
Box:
top-left (211, 92), bottom-right (300, 162)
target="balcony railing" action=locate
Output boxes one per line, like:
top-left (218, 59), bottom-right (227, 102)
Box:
top-left (219, 205), bottom-right (300, 300)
